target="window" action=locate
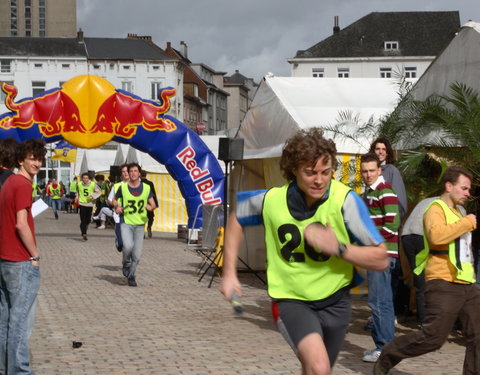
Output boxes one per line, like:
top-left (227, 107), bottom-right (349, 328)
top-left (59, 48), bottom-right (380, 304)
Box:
top-left (337, 68), bottom-right (349, 78)
top-left (380, 67), bottom-right (392, 78)
top-left (405, 67), bottom-right (417, 79)
top-left (1, 60), bottom-right (11, 73)
top-left (384, 41), bottom-right (399, 51)
top-left (32, 81), bottom-right (46, 96)
top-left (93, 64), bottom-right (100, 70)
top-left (152, 66), bottom-right (160, 71)
top-left (312, 68), bottom-right (324, 78)
top-left (62, 64), bottom-right (70, 69)
top-left (122, 65), bottom-right (131, 70)
top-left (121, 81), bottom-right (133, 92)
top-left (151, 82), bottom-right (162, 100)
top-left (34, 63), bottom-right (43, 68)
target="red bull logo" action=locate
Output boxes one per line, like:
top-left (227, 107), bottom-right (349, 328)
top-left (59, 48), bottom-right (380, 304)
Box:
top-left (0, 75), bottom-right (177, 148)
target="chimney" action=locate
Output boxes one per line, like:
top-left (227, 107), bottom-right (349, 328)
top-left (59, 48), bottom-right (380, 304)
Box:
top-left (333, 16), bottom-right (340, 34)
top-left (180, 41), bottom-right (188, 58)
top-left (166, 41), bottom-right (171, 50)
top-left (77, 28), bottom-right (84, 41)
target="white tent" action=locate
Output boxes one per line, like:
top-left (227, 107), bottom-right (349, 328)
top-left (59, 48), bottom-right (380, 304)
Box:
top-left (239, 75), bottom-right (401, 159)
top-left (230, 75), bottom-right (400, 270)
top-left (411, 21), bottom-right (480, 101)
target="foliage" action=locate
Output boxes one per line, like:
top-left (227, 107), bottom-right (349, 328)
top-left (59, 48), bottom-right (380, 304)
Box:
top-left (328, 80), bottom-right (480, 206)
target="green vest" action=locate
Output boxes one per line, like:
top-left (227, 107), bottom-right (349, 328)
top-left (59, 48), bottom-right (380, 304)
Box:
top-left (119, 182), bottom-right (151, 225)
top-left (263, 180), bottom-right (353, 301)
top-left (414, 199), bottom-right (475, 283)
top-left (78, 181), bottom-right (95, 204)
top-left (49, 184), bottom-right (61, 199)
top-left (70, 180), bottom-right (77, 193)
top-left (32, 183), bottom-right (38, 198)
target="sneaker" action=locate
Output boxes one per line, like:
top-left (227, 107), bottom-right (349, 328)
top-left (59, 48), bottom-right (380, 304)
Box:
top-left (92, 216), bottom-right (99, 221)
top-left (362, 349), bottom-right (381, 362)
top-left (82, 234), bottom-right (88, 241)
top-left (147, 227), bottom-right (152, 238)
top-left (127, 276), bottom-right (137, 287)
top-left (97, 225), bottom-right (106, 230)
top-left (373, 361), bottom-right (389, 374)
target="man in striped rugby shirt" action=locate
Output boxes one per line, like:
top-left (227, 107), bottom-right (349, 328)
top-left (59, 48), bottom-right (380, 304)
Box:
top-left (360, 153), bottom-right (400, 363)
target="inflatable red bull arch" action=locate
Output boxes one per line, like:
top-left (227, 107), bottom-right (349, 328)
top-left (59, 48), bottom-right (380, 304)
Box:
top-left (0, 75), bottom-right (224, 228)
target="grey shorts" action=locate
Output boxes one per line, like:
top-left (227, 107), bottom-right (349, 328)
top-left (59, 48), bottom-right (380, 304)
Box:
top-left (273, 291), bottom-right (351, 366)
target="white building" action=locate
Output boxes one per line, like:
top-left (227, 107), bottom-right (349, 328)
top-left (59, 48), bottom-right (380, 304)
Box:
top-left (288, 12), bottom-right (461, 82)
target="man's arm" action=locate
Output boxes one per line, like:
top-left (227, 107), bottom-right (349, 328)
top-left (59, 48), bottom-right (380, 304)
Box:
top-left (304, 223), bottom-right (388, 271)
top-left (16, 208), bottom-right (39, 261)
top-left (146, 196), bottom-right (156, 211)
top-left (424, 204), bottom-right (476, 246)
top-left (377, 185), bottom-right (400, 245)
top-left (89, 183), bottom-right (102, 200)
top-left (219, 213), bottom-right (245, 300)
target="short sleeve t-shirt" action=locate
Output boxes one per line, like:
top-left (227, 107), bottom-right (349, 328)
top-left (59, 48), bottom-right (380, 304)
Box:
top-left (0, 174), bottom-right (35, 261)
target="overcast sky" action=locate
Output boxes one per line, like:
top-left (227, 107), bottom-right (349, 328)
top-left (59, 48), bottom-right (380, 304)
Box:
top-left (76, 0), bottom-right (478, 82)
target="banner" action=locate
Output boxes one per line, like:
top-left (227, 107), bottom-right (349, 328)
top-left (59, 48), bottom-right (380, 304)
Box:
top-left (51, 140), bottom-right (77, 163)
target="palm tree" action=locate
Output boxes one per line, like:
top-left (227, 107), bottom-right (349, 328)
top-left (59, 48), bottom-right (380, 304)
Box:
top-left (326, 81), bottom-right (480, 205)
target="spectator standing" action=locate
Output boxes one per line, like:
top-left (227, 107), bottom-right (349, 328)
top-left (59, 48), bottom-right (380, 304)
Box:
top-left (360, 153), bottom-right (400, 362)
top-left (0, 138), bottom-right (46, 374)
top-left (0, 138), bottom-right (19, 192)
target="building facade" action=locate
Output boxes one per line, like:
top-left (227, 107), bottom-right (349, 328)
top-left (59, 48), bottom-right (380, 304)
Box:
top-left (0, 31), bottom-right (183, 184)
top-left (0, 0), bottom-right (77, 37)
top-left (288, 12), bottom-right (461, 82)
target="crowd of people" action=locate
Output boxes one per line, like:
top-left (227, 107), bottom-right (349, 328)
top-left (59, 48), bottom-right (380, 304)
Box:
top-left (220, 129), bottom-right (480, 375)
top-left (0, 129), bottom-right (479, 374)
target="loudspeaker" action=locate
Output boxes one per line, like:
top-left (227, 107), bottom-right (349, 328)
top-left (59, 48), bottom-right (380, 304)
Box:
top-left (110, 165), bottom-right (120, 177)
top-left (218, 137), bottom-right (244, 161)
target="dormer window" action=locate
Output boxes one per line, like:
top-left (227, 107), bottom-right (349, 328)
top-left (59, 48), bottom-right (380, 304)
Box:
top-left (384, 41), bottom-right (399, 51)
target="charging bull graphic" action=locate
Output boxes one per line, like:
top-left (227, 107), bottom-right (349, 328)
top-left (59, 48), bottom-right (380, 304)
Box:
top-left (0, 75), bottom-right (224, 228)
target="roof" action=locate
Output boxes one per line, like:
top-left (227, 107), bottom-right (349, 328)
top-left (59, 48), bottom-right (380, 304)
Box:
top-left (238, 75), bottom-right (400, 159)
top-left (84, 37), bottom-right (173, 60)
top-left (294, 11), bottom-right (460, 59)
top-left (0, 37), bottom-right (86, 57)
top-left (411, 21), bottom-right (480, 101)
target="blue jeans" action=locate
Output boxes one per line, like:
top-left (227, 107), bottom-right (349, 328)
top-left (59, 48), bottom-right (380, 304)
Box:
top-left (367, 257), bottom-right (396, 351)
top-left (0, 260), bottom-right (40, 375)
top-left (51, 199), bottom-right (61, 216)
top-left (121, 224), bottom-right (145, 279)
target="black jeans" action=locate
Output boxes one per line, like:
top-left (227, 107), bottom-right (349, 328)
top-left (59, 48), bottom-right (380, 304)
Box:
top-left (79, 206), bottom-right (93, 235)
top-left (401, 234), bottom-right (426, 323)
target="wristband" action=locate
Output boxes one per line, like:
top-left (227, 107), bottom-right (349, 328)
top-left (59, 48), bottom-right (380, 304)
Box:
top-left (29, 256), bottom-right (40, 261)
top-left (338, 243), bottom-right (348, 258)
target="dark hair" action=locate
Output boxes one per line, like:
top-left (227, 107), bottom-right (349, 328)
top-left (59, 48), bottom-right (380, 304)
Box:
top-left (119, 163), bottom-right (128, 171)
top-left (95, 174), bottom-right (105, 182)
top-left (81, 172), bottom-right (89, 178)
top-left (0, 138), bottom-right (19, 169)
top-left (441, 166), bottom-right (473, 191)
top-left (15, 139), bottom-right (46, 168)
top-left (369, 137), bottom-right (395, 164)
top-left (280, 128), bottom-right (337, 182)
top-left (360, 153), bottom-right (381, 168)
top-left (127, 162), bottom-right (142, 173)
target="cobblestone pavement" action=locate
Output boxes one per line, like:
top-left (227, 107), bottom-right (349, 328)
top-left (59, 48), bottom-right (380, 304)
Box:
top-left (29, 210), bottom-right (466, 374)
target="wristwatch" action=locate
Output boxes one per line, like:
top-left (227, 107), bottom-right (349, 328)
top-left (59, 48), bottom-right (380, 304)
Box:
top-left (338, 243), bottom-right (348, 258)
top-left (29, 256), bottom-right (40, 261)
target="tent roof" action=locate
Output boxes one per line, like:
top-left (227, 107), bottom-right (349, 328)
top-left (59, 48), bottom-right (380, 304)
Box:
top-left (411, 22), bottom-right (480, 101)
top-left (238, 75), bottom-right (400, 159)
